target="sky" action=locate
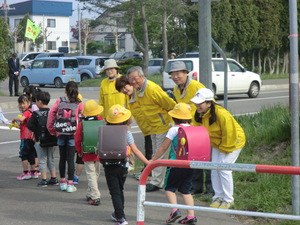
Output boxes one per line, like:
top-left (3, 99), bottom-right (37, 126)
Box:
top-left (4, 0), bottom-right (98, 26)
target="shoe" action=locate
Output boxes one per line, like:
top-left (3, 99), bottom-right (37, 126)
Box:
top-left (17, 172), bottom-right (31, 180)
top-left (166, 209), bottom-right (181, 223)
top-left (15, 94), bottom-right (19, 97)
top-left (48, 178), bottom-right (59, 185)
top-left (88, 198), bottom-right (101, 206)
top-left (73, 175), bottom-right (79, 185)
top-left (209, 198), bottom-right (222, 208)
top-left (114, 217), bottom-right (128, 225)
top-left (30, 171), bottom-right (39, 179)
top-left (60, 181), bottom-right (67, 191)
top-left (66, 184), bottom-right (77, 193)
top-left (219, 201), bottom-right (234, 209)
top-left (200, 192), bottom-right (214, 198)
top-left (146, 183), bottom-right (160, 192)
top-left (178, 216), bottom-right (197, 224)
top-left (86, 196), bottom-right (92, 201)
top-left (37, 180), bottom-right (48, 187)
top-left (133, 172), bottom-right (141, 180)
top-left (111, 213), bottom-right (117, 222)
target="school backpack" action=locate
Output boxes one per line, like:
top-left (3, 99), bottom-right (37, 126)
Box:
top-left (82, 119), bottom-right (105, 153)
top-left (35, 110), bottom-right (57, 147)
top-left (176, 126), bottom-right (211, 161)
top-left (54, 97), bottom-right (80, 135)
top-left (97, 125), bottom-right (131, 164)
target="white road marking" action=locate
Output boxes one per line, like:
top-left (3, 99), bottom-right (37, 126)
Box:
top-left (0, 125), bottom-right (19, 131)
top-left (0, 140), bottom-right (20, 145)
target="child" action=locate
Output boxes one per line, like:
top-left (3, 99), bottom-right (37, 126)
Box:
top-left (12, 95), bottom-right (38, 180)
top-left (47, 81), bottom-right (83, 193)
top-left (27, 91), bottom-right (58, 187)
top-left (150, 103), bottom-right (197, 224)
top-left (75, 100), bottom-right (104, 206)
top-left (23, 85), bottom-right (41, 111)
top-left (104, 104), bottom-right (149, 225)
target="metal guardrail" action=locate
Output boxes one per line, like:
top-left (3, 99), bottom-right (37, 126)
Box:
top-left (136, 160), bottom-right (300, 225)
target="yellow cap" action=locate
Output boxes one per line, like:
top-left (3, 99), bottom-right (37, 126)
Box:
top-left (78, 93), bottom-right (83, 101)
top-left (83, 100), bottom-right (104, 116)
top-left (168, 103), bottom-right (192, 120)
top-left (106, 104), bottom-right (131, 123)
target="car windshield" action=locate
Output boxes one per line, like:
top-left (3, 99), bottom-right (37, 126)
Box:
top-left (77, 58), bottom-right (92, 65)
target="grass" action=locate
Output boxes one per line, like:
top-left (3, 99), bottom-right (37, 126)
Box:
top-left (260, 74), bottom-right (289, 80)
top-left (196, 105), bottom-right (298, 225)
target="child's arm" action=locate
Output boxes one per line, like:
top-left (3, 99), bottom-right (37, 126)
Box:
top-left (129, 142), bottom-right (149, 165)
top-left (151, 138), bottom-right (172, 161)
top-left (12, 115), bottom-right (26, 123)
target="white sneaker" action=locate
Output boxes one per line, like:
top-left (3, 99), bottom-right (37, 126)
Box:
top-left (17, 172), bottom-right (31, 180)
top-left (66, 184), bottom-right (77, 193)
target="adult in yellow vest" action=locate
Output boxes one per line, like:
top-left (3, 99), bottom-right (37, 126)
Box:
top-left (191, 88), bottom-right (246, 209)
top-left (169, 61), bottom-right (214, 196)
top-left (127, 66), bottom-right (176, 192)
top-left (98, 59), bottom-right (127, 118)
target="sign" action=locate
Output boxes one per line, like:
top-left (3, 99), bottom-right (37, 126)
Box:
top-left (24, 19), bottom-right (41, 42)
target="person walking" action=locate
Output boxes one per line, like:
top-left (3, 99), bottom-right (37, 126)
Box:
top-left (8, 53), bottom-right (20, 97)
top-left (190, 88), bottom-right (246, 209)
top-left (168, 60), bottom-right (213, 196)
top-left (126, 66), bottom-right (176, 192)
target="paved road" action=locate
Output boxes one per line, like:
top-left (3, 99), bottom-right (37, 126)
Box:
top-left (0, 78), bottom-right (248, 224)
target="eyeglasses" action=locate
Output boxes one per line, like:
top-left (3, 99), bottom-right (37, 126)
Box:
top-left (128, 76), bottom-right (140, 82)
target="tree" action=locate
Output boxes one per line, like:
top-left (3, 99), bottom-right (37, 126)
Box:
top-left (71, 18), bottom-right (93, 55)
top-left (0, 17), bottom-right (13, 82)
top-left (15, 14), bottom-right (31, 52)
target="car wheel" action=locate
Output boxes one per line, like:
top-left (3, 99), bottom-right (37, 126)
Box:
top-left (39, 84), bottom-right (45, 87)
top-left (248, 82), bottom-right (260, 98)
top-left (54, 78), bottom-right (63, 88)
top-left (20, 77), bottom-right (29, 87)
top-left (81, 74), bottom-right (90, 81)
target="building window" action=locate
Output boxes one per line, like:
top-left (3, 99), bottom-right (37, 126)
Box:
top-left (47, 19), bottom-right (56, 28)
top-left (61, 41), bottom-right (68, 47)
top-left (14, 19), bottom-right (21, 27)
top-left (48, 41), bottom-right (56, 50)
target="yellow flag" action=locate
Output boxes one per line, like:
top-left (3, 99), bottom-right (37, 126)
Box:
top-left (24, 19), bottom-right (41, 42)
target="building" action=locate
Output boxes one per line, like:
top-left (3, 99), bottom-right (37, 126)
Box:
top-left (1, 0), bottom-right (72, 53)
top-left (90, 10), bottom-right (135, 52)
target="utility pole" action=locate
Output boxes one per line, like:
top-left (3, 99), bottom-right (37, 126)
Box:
top-left (1, 0), bottom-right (15, 23)
top-left (78, 4), bottom-right (82, 56)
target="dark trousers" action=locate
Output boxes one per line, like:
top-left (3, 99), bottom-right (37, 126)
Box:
top-left (144, 135), bottom-right (153, 160)
top-left (191, 169), bottom-right (214, 194)
top-left (59, 145), bottom-right (76, 180)
top-left (104, 165), bottom-right (128, 220)
top-left (9, 75), bottom-right (19, 96)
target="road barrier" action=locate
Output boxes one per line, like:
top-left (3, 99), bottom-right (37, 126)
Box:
top-left (136, 160), bottom-right (300, 225)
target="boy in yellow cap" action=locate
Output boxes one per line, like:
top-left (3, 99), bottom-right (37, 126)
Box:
top-left (104, 104), bottom-right (149, 225)
top-left (75, 100), bottom-right (104, 206)
top-left (150, 103), bottom-right (197, 224)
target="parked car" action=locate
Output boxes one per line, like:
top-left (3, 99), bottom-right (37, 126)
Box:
top-left (35, 52), bottom-right (64, 59)
top-left (18, 52), bottom-right (41, 69)
top-left (74, 56), bottom-right (109, 81)
top-left (20, 57), bottom-right (81, 88)
top-left (163, 58), bottom-right (262, 98)
top-left (109, 51), bottom-right (142, 62)
top-left (148, 58), bottom-right (163, 75)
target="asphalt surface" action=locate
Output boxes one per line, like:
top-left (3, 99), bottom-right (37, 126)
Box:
top-left (0, 78), bottom-right (289, 225)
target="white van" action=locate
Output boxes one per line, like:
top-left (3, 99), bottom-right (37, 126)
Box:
top-left (162, 58), bottom-right (262, 98)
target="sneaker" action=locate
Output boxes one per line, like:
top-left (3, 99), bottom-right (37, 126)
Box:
top-left (30, 171), bottom-right (39, 179)
top-left (73, 175), bottom-right (79, 185)
top-left (111, 213), bottom-right (117, 222)
top-left (66, 184), bottom-right (77, 193)
top-left (133, 172), bottom-right (141, 180)
top-left (48, 178), bottom-right (59, 185)
top-left (209, 198), bottom-right (222, 208)
top-left (178, 216), bottom-right (197, 224)
top-left (60, 181), bottom-right (67, 191)
top-left (166, 209), bottom-right (181, 223)
top-left (17, 172), bottom-right (31, 180)
top-left (114, 217), bottom-right (128, 225)
top-left (88, 198), bottom-right (101, 206)
top-left (37, 180), bottom-right (48, 187)
top-left (219, 201), bottom-right (234, 209)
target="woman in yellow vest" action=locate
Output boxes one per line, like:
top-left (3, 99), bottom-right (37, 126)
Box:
top-left (98, 59), bottom-right (127, 118)
top-left (191, 88), bottom-right (246, 210)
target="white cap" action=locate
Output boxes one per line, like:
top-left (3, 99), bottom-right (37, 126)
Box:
top-left (190, 88), bottom-right (214, 104)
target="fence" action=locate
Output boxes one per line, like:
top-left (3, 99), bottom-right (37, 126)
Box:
top-left (136, 160), bottom-right (300, 225)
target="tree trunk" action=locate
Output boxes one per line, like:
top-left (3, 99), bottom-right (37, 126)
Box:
top-left (258, 50), bottom-right (261, 74)
top-left (276, 49), bottom-right (280, 75)
top-left (263, 56), bottom-right (266, 74)
top-left (252, 51), bottom-right (255, 71)
top-left (162, 10), bottom-right (168, 71)
top-left (140, 0), bottom-right (149, 75)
